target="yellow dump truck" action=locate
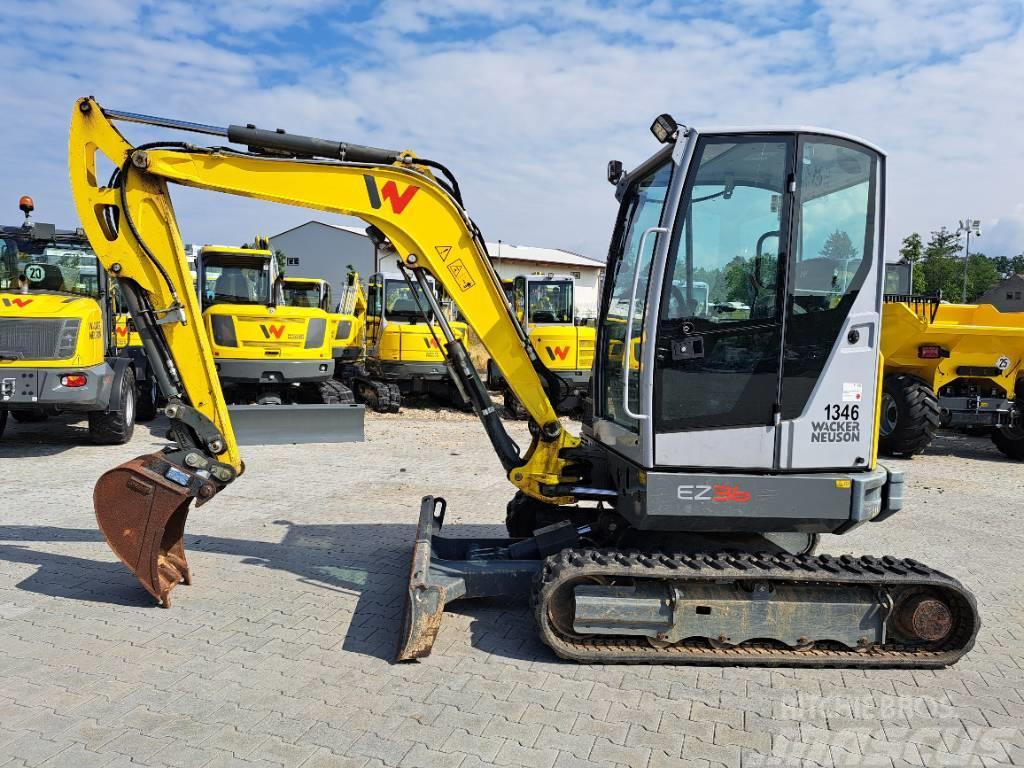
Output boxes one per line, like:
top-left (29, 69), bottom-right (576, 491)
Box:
top-left (488, 274), bottom-right (595, 416)
top-left (880, 293), bottom-right (1024, 458)
top-left (0, 198), bottom-right (156, 442)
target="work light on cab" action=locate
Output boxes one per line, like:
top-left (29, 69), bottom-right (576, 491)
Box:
top-left (650, 113), bottom-right (679, 143)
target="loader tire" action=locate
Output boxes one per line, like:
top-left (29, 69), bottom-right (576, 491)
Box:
top-left (136, 377), bottom-right (159, 422)
top-left (89, 368), bottom-right (136, 445)
top-left (991, 426), bottom-right (1024, 460)
top-left (11, 410), bottom-right (48, 423)
top-left (878, 374), bottom-right (939, 457)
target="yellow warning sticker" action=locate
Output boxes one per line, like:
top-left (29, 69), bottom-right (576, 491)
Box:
top-left (835, 479), bottom-right (852, 489)
top-left (447, 259), bottom-right (476, 292)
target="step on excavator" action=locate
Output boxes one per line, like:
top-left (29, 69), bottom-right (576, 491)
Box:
top-left (71, 99), bottom-right (979, 665)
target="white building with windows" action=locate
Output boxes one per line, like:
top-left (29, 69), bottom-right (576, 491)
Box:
top-left (268, 221), bottom-right (606, 318)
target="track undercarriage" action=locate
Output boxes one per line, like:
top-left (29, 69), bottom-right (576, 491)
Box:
top-left (397, 497), bottom-right (980, 667)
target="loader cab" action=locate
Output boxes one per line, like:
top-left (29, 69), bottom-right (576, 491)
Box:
top-left (589, 127), bottom-right (886, 490)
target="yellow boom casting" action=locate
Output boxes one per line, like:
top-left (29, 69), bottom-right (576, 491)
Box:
top-left (70, 98), bottom-right (577, 604)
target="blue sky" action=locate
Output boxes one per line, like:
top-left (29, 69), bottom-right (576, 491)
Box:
top-left (1, 0), bottom-right (1022, 260)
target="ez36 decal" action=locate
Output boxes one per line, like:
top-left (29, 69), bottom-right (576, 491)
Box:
top-left (677, 484), bottom-right (751, 503)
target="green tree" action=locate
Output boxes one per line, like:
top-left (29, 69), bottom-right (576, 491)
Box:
top-left (819, 229), bottom-right (858, 260)
top-left (963, 252), bottom-right (1000, 302)
top-left (917, 228), bottom-right (963, 299)
top-left (995, 253), bottom-right (1024, 277)
top-left (898, 232), bottom-right (925, 293)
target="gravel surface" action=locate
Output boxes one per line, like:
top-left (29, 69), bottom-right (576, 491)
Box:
top-left (0, 408), bottom-right (1021, 768)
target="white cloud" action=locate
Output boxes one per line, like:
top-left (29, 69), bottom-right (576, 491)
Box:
top-left (0, 0), bottom-right (1021, 264)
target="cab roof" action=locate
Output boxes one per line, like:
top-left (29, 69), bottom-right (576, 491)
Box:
top-left (200, 245), bottom-right (273, 257)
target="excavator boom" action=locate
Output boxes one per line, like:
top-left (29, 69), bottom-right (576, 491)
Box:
top-left (69, 97), bottom-right (578, 607)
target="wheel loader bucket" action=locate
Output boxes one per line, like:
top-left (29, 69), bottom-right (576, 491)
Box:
top-left (227, 403), bottom-right (365, 445)
top-left (94, 454), bottom-right (219, 607)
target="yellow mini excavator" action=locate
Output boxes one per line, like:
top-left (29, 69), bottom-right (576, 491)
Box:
top-left (487, 274), bottom-right (595, 417)
top-left (70, 99), bottom-right (978, 665)
top-left (196, 242), bottom-right (361, 443)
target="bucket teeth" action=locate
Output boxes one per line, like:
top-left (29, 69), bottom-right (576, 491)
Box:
top-left (93, 453), bottom-right (217, 606)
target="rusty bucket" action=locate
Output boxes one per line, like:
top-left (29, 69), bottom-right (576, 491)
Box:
top-left (94, 453), bottom-right (218, 607)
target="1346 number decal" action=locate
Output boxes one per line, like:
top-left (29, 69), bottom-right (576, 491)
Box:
top-left (823, 403), bottom-right (859, 421)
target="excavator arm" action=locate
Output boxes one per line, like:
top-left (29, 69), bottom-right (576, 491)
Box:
top-left (69, 97), bottom-right (580, 605)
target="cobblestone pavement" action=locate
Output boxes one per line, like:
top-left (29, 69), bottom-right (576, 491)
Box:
top-left (0, 411), bottom-right (1021, 768)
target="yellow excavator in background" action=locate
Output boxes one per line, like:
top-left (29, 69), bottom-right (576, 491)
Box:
top-left (195, 242), bottom-right (359, 442)
top-left (69, 98), bottom-right (978, 666)
top-left (487, 274), bottom-right (595, 417)
top-left (353, 270), bottom-right (471, 412)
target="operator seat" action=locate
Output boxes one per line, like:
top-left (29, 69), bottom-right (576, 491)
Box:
top-left (214, 269), bottom-right (251, 303)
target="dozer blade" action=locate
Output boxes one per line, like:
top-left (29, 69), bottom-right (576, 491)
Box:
top-left (228, 403), bottom-right (365, 445)
top-left (396, 496), bottom-right (543, 662)
top-left (94, 453), bottom-right (219, 607)
top-left (397, 497), bottom-right (450, 661)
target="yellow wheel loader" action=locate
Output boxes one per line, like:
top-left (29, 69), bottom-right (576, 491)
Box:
top-left (196, 244), bottom-right (360, 443)
top-left (71, 99), bottom-right (978, 666)
top-left (487, 274), bottom-right (595, 418)
top-left (880, 292), bottom-right (1024, 458)
top-left (0, 197), bottom-right (157, 443)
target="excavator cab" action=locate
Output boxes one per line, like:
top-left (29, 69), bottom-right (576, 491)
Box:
top-left (587, 130), bottom-right (891, 537)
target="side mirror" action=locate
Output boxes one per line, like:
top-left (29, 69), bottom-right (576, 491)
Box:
top-left (607, 160), bottom-right (624, 186)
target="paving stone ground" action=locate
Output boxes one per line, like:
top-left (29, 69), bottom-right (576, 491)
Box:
top-left (0, 409), bottom-right (1021, 768)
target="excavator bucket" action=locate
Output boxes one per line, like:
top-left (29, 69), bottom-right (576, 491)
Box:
top-left (94, 453), bottom-right (219, 607)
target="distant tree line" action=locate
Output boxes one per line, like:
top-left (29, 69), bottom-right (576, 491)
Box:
top-left (897, 228), bottom-right (1024, 301)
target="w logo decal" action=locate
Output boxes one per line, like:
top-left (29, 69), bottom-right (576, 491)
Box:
top-left (363, 175), bottom-right (419, 214)
top-left (546, 345), bottom-right (570, 361)
top-left (260, 324), bottom-right (285, 339)
top-left (2, 297), bottom-right (33, 308)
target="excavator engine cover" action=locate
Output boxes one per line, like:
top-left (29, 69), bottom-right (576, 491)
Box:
top-left (94, 453), bottom-right (218, 606)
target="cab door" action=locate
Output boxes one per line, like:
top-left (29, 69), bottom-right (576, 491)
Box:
top-left (365, 274), bottom-right (384, 355)
top-left (591, 154), bottom-right (674, 462)
top-left (651, 135), bottom-right (795, 469)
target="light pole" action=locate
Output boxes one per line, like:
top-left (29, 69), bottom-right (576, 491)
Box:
top-left (956, 218), bottom-right (982, 303)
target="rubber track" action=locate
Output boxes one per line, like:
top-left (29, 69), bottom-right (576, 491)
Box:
top-left (318, 379), bottom-right (356, 405)
top-left (534, 549), bottom-right (979, 668)
top-left (355, 377), bottom-right (401, 413)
